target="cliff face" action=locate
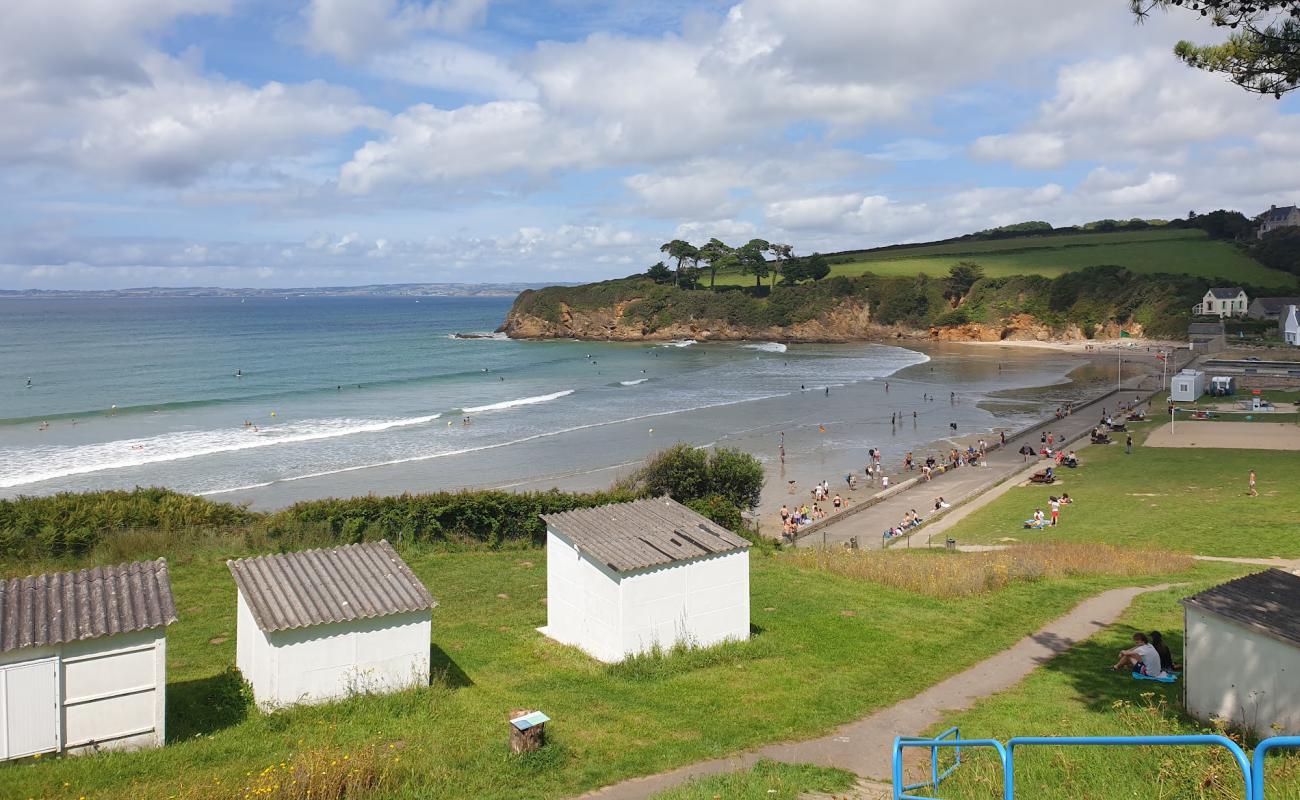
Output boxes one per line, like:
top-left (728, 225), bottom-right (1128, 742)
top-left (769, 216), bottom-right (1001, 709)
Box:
top-left (500, 296), bottom-right (926, 342)
top-left (929, 315), bottom-right (1145, 343)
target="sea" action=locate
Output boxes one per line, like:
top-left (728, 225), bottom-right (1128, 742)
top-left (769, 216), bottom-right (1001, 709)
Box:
top-left (0, 296), bottom-right (1085, 512)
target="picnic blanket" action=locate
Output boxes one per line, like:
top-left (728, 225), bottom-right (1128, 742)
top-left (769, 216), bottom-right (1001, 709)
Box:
top-left (1132, 671), bottom-right (1179, 684)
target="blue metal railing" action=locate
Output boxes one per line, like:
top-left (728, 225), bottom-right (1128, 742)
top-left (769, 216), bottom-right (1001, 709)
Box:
top-left (891, 733), bottom-right (1295, 800)
top-left (892, 731), bottom-right (1009, 800)
top-left (1251, 736), bottom-right (1300, 800)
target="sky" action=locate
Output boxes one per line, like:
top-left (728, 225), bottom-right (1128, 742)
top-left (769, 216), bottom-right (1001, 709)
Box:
top-left (3, 0), bottom-right (1300, 290)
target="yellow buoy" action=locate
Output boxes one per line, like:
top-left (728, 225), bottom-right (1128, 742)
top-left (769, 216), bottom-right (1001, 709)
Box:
top-left (270, 411), bottom-right (276, 417)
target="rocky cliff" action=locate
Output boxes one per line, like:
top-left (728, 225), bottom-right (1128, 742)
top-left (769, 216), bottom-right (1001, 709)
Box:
top-left (499, 296), bottom-right (927, 342)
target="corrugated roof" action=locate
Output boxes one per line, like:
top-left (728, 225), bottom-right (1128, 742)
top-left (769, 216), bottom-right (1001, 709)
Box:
top-left (1181, 569), bottom-right (1300, 647)
top-left (227, 540), bottom-right (436, 633)
top-left (542, 497), bottom-right (751, 574)
top-left (1207, 287), bottom-right (1245, 299)
top-left (0, 559), bottom-right (177, 653)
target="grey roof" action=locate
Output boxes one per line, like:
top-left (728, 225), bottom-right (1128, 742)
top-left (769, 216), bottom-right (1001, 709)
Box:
top-left (0, 559), bottom-right (177, 654)
top-left (1188, 322), bottom-right (1225, 335)
top-left (1262, 205), bottom-right (1298, 222)
top-left (228, 540), bottom-right (436, 634)
top-left (1250, 297), bottom-right (1300, 314)
top-left (542, 497), bottom-right (751, 574)
top-left (1207, 287), bottom-right (1245, 299)
top-left (1181, 569), bottom-right (1300, 647)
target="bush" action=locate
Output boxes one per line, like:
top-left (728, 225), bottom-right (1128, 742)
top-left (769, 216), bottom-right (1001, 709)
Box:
top-left (1253, 226), bottom-right (1300, 276)
top-left (635, 445), bottom-right (765, 512)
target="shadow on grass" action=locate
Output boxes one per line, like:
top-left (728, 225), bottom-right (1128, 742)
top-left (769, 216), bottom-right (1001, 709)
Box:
top-left (167, 666), bottom-right (251, 742)
top-left (1040, 625), bottom-right (1184, 714)
top-left (431, 643), bottom-right (474, 688)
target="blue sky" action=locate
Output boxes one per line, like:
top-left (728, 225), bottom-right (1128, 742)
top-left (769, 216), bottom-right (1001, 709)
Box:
top-left (2, 0), bottom-right (1299, 289)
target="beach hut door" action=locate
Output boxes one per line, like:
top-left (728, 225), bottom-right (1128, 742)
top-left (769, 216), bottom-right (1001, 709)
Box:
top-left (1, 658), bottom-right (60, 759)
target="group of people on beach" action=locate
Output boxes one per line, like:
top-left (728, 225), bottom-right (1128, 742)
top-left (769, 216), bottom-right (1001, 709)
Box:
top-left (882, 507), bottom-right (926, 540)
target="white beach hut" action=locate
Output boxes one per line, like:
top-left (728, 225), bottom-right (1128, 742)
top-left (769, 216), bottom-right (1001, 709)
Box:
top-left (1182, 569), bottom-right (1300, 737)
top-left (1170, 369), bottom-right (1206, 403)
top-left (0, 559), bottom-right (177, 760)
top-left (540, 497), bottom-right (751, 663)
top-left (228, 540), bottom-right (437, 710)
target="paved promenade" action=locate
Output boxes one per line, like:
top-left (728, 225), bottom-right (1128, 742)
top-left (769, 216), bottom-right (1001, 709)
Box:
top-left (796, 353), bottom-right (1182, 550)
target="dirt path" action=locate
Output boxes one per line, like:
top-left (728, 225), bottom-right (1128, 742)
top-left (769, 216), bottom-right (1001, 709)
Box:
top-left (576, 584), bottom-right (1171, 800)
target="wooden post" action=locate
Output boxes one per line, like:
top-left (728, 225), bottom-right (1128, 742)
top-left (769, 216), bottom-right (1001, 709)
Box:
top-left (509, 709), bottom-right (545, 754)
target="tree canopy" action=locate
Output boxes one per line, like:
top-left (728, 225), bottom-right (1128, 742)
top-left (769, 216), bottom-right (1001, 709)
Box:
top-left (1132, 1), bottom-right (1300, 96)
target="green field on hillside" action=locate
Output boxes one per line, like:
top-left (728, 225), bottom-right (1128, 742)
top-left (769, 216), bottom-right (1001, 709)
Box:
top-left (714, 229), bottom-right (1297, 288)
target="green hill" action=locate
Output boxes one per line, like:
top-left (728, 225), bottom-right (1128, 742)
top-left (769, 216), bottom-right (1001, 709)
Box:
top-left (714, 228), bottom-right (1297, 289)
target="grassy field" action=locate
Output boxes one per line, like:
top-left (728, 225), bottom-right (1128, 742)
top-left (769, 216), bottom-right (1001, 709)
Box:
top-left (647, 760), bottom-right (855, 800)
top-left (936, 420), bottom-right (1300, 558)
top-left (0, 546), bottom-right (1221, 800)
top-left (713, 229), bottom-right (1297, 288)
top-left (920, 584), bottom-right (1300, 800)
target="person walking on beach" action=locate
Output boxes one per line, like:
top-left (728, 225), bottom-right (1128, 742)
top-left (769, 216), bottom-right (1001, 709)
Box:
top-left (825, 386), bottom-right (829, 397)
top-left (1125, 432), bottom-right (1133, 454)
top-left (999, 430), bottom-right (1006, 446)
top-left (1248, 469), bottom-right (1258, 497)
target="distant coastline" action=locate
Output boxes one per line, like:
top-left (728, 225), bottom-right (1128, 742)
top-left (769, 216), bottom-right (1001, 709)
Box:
top-left (0, 281), bottom-right (567, 299)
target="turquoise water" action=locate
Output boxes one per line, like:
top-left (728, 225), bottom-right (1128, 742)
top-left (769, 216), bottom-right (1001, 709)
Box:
top-left (1, 297), bottom-right (1078, 508)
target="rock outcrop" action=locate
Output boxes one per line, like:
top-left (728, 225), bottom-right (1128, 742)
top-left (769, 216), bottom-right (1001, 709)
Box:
top-left (499, 297), bottom-right (929, 343)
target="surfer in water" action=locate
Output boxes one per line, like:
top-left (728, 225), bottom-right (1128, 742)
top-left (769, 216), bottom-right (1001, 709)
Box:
top-left (235, 369), bottom-right (243, 378)
top-left (26, 377), bottom-right (33, 388)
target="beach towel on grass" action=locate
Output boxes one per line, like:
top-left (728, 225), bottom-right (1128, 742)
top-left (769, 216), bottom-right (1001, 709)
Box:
top-left (1132, 671), bottom-right (1179, 683)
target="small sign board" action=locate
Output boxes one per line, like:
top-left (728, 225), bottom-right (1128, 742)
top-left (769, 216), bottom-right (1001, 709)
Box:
top-left (510, 711), bottom-right (550, 731)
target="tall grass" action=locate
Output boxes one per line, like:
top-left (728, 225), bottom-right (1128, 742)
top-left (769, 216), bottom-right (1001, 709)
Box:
top-left (171, 743), bottom-right (404, 800)
top-left (789, 543), bottom-right (1194, 598)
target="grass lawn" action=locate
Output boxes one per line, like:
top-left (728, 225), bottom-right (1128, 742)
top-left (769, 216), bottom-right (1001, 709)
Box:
top-left (0, 547), bottom-right (1225, 800)
top-left (647, 760), bottom-right (855, 800)
top-left (711, 229), bottom-right (1296, 288)
top-left (938, 421), bottom-right (1300, 558)
top-left (920, 582), bottom-right (1300, 800)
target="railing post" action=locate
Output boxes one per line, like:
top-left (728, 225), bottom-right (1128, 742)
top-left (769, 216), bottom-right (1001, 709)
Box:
top-left (1251, 736), bottom-right (1300, 800)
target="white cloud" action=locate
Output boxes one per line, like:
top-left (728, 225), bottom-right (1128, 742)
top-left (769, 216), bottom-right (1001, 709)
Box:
top-left (972, 50), bottom-right (1275, 169)
top-left (970, 133), bottom-right (1067, 170)
top-left (370, 40), bottom-right (536, 99)
top-left (300, 0), bottom-right (491, 62)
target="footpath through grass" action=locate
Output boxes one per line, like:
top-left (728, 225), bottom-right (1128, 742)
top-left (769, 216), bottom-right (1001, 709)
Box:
top-left (0, 547), bottom-right (1210, 800)
top-left (923, 582), bottom-right (1300, 800)
top-left (646, 760), bottom-right (855, 800)
top-left (939, 421), bottom-right (1300, 558)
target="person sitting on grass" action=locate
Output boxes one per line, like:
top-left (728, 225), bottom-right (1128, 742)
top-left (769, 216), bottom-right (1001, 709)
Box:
top-left (1112, 632), bottom-right (1165, 677)
top-left (1024, 508), bottom-right (1047, 529)
top-left (1150, 631), bottom-right (1180, 674)
top-left (1059, 492), bottom-right (1072, 505)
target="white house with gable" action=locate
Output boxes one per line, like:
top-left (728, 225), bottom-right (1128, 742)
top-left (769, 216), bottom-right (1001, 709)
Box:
top-left (0, 559), bottom-right (177, 760)
top-left (1282, 304), bottom-right (1300, 346)
top-left (228, 540), bottom-right (437, 709)
top-left (1194, 287), bottom-right (1248, 318)
top-left (540, 497), bottom-right (751, 663)
top-left (1181, 569), bottom-right (1300, 738)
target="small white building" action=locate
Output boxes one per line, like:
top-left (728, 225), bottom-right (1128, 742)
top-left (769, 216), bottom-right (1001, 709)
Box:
top-left (1182, 569), bottom-right (1300, 738)
top-left (1282, 304), bottom-right (1300, 346)
top-left (540, 497), bottom-right (751, 663)
top-left (1194, 287), bottom-right (1248, 318)
top-left (1170, 369), bottom-right (1206, 402)
top-left (228, 540), bottom-right (437, 710)
top-left (0, 559), bottom-right (177, 760)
